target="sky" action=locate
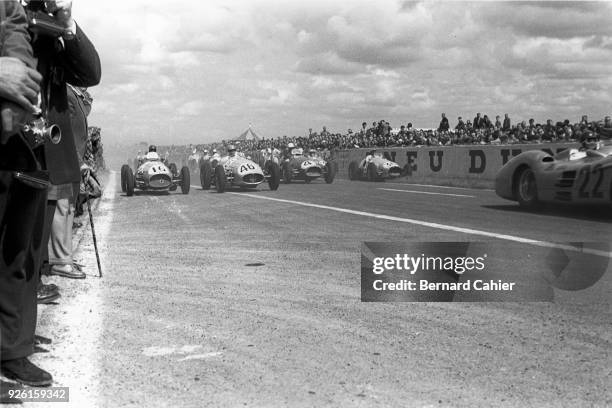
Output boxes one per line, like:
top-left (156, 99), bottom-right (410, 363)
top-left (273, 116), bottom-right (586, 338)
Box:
top-left (74, 0), bottom-right (612, 146)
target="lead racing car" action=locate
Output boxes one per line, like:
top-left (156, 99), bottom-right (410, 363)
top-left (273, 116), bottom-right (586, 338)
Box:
top-left (495, 135), bottom-right (612, 208)
top-left (281, 148), bottom-right (335, 184)
top-left (348, 151), bottom-right (403, 181)
top-left (199, 146), bottom-right (280, 193)
top-left (121, 152), bottom-right (190, 196)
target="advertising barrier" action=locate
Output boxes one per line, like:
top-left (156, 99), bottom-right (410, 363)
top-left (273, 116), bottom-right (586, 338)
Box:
top-left (337, 143), bottom-right (579, 188)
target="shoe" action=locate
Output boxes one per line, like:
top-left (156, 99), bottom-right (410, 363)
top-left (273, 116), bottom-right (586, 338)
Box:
top-left (49, 264), bottom-right (86, 279)
top-left (1, 358), bottom-right (53, 387)
top-left (0, 380), bottom-right (22, 404)
top-left (37, 284), bottom-right (60, 304)
top-left (34, 335), bottom-right (52, 346)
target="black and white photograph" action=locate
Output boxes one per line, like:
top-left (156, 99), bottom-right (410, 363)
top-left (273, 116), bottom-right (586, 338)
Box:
top-left (0, 0), bottom-right (611, 406)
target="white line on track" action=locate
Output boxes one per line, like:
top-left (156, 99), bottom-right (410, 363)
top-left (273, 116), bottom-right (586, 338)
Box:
top-left (383, 182), bottom-right (494, 191)
top-left (378, 188), bottom-right (475, 198)
top-left (229, 193), bottom-right (612, 258)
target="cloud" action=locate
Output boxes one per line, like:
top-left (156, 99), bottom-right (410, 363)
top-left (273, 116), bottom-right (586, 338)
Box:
top-left (77, 0), bottom-right (612, 147)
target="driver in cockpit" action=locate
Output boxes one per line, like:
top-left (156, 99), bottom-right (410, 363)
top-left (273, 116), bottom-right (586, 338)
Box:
top-left (581, 132), bottom-right (606, 158)
top-left (144, 145), bottom-right (161, 161)
top-left (363, 149), bottom-right (376, 170)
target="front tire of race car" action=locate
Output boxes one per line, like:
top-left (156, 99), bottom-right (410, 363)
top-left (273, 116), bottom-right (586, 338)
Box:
top-left (324, 162), bottom-right (335, 184)
top-left (268, 162), bottom-right (280, 191)
top-left (515, 166), bottom-right (539, 208)
top-left (120, 164), bottom-right (128, 192)
top-left (283, 162), bottom-right (292, 184)
top-left (200, 161), bottom-right (212, 190)
top-left (215, 165), bottom-right (226, 193)
top-left (180, 166), bottom-right (190, 194)
top-left (126, 167), bottom-right (135, 197)
top-left (367, 162), bottom-right (377, 182)
top-left (348, 161), bottom-right (358, 180)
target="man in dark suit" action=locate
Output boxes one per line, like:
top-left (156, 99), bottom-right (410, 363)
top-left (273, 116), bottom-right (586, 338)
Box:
top-left (2, 0), bottom-right (101, 388)
top-left (33, 0), bottom-right (101, 283)
top-left (0, 0), bottom-right (49, 392)
top-left (502, 113), bottom-right (511, 131)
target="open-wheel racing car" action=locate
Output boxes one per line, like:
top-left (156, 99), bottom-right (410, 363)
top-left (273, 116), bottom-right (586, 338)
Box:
top-left (495, 139), bottom-right (612, 208)
top-left (348, 151), bottom-right (403, 181)
top-left (121, 159), bottom-right (190, 196)
top-left (199, 151), bottom-right (280, 193)
top-left (281, 148), bottom-right (335, 184)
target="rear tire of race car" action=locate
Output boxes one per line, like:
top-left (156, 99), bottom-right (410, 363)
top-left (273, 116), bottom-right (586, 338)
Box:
top-left (120, 164), bottom-right (128, 192)
top-left (180, 166), bottom-right (190, 194)
top-left (367, 162), bottom-right (377, 182)
top-left (200, 161), bottom-right (212, 190)
top-left (324, 162), bottom-right (335, 184)
top-left (515, 166), bottom-right (539, 208)
top-left (268, 162), bottom-right (280, 191)
top-left (283, 162), bottom-right (292, 184)
top-left (126, 168), bottom-right (135, 197)
top-left (348, 161), bottom-right (358, 180)
top-left (215, 165), bottom-right (226, 193)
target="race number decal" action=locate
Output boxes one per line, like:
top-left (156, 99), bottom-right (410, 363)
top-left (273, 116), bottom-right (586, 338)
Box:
top-left (239, 163), bottom-right (255, 173)
top-left (302, 161), bottom-right (313, 167)
top-left (578, 164), bottom-right (604, 199)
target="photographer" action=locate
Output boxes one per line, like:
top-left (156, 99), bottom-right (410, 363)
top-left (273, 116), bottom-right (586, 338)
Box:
top-left (0, 0), bottom-right (51, 392)
top-left (25, 0), bottom-right (101, 284)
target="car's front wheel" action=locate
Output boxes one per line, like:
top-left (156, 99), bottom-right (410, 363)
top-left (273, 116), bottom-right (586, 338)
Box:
top-left (515, 167), bottom-right (539, 207)
top-left (126, 168), bottom-right (135, 197)
top-left (180, 166), bottom-right (190, 194)
top-left (215, 165), bottom-right (226, 193)
top-left (267, 162), bottom-right (280, 191)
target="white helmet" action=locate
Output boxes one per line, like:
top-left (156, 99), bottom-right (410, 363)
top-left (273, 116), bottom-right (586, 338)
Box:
top-left (288, 142), bottom-right (295, 149)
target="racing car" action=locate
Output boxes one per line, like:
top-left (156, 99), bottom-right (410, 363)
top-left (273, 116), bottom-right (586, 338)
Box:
top-left (199, 148), bottom-right (280, 193)
top-left (281, 148), bottom-right (335, 184)
top-left (120, 160), bottom-right (190, 196)
top-left (348, 151), bottom-right (403, 181)
top-left (495, 140), bottom-right (612, 207)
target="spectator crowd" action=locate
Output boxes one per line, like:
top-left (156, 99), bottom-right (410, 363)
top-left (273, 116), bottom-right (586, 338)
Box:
top-left (145, 113), bottom-right (612, 163)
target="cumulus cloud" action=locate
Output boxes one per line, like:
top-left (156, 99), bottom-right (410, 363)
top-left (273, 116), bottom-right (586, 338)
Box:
top-left (79, 0), bottom-right (612, 146)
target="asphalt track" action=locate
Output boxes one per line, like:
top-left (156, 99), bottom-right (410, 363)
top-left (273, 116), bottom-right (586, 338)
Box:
top-left (27, 170), bottom-right (612, 407)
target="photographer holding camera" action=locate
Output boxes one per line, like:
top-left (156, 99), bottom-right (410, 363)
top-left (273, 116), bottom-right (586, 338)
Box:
top-left (0, 0), bottom-right (49, 397)
top-left (28, 0), bottom-right (100, 285)
top-left (0, 0), bottom-right (100, 389)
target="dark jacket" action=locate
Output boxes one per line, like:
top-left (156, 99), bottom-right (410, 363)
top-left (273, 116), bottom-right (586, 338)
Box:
top-left (0, 0), bottom-right (41, 171)
top-left (33, 23), bottom-right (101, 184)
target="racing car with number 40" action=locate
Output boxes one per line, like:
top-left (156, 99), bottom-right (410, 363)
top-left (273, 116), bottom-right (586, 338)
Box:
top-left (200, 149), bottom-right (280, 193)
top-left (495, 139), bottom-right (612, 207)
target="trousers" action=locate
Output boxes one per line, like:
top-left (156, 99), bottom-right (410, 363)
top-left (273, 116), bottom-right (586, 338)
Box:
top-left (48, 198), bottom-right (74, 266)
top-left (0, 171), bottom-right (47, 361)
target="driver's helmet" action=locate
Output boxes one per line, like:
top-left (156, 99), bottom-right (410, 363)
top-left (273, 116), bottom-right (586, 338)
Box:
top-left (228, 144), bottom-right (237, 157)
top-left (581, 131), bottom-right (601, 150)
top-left (203, 149), bottom-right (208, 154)
top-left (309, 149), bottom-right (316, 156)
top-left (212, 148), bottom-right (217, 154)
top-left (149, 145), bottom-right (157, 152)
top-left (288, 142), bottom-right (295, 149)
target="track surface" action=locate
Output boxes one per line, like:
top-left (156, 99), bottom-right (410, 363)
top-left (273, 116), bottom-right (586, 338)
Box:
top-left (31, 171), bottom-right (611, 408)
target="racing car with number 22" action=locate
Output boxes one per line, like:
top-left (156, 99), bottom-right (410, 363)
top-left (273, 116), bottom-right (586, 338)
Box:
top-left (495, 140), bottom-right (612, 207)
